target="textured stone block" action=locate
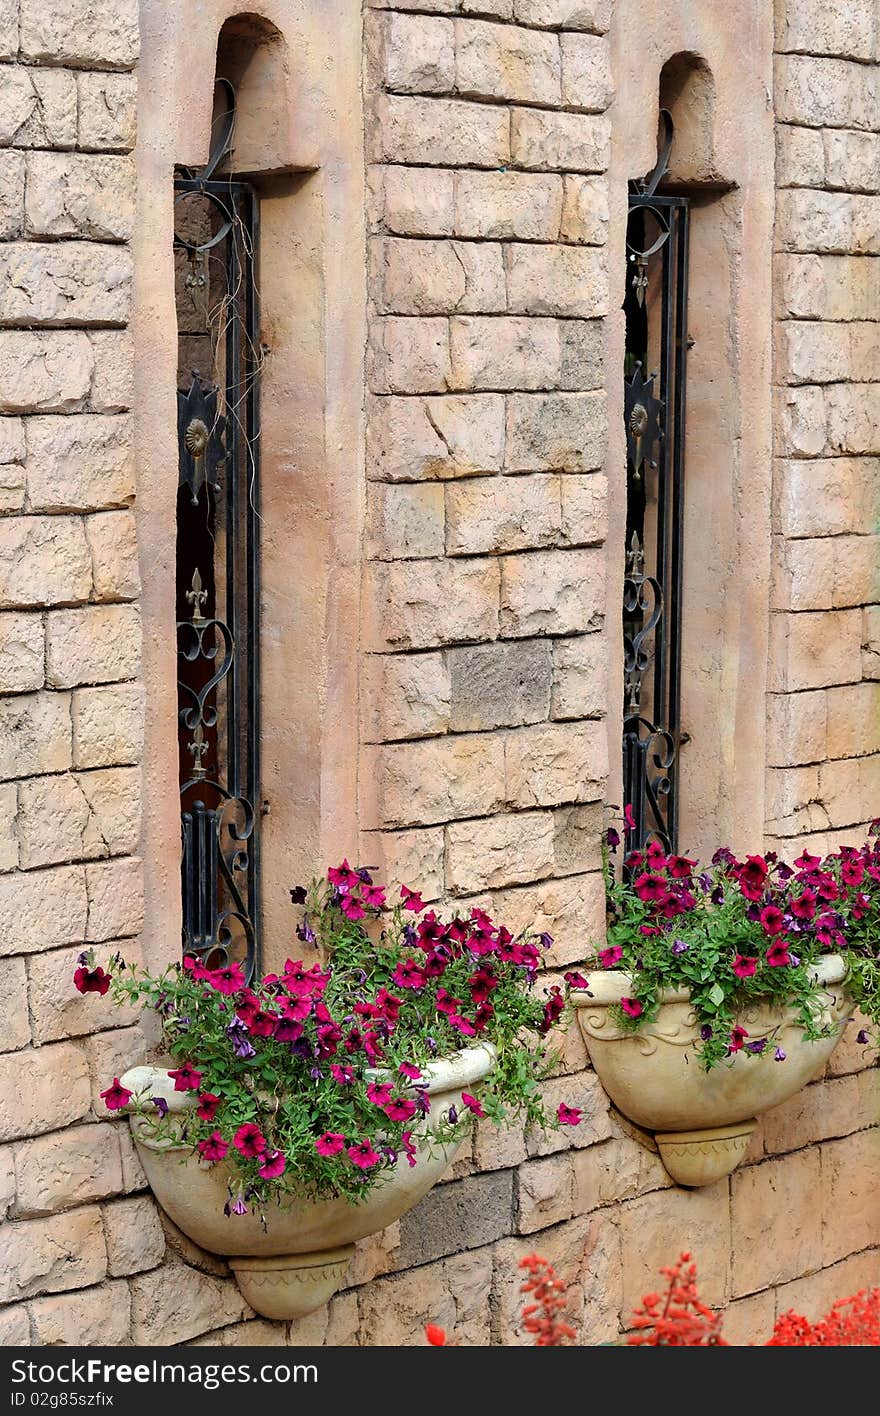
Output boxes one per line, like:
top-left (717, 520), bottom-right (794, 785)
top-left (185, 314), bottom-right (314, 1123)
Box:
top-left (863, 604), bottom-right (880, 681)
top-left (826, 384), bottom-right (880, 453)
top-left (0, 691), bottom-right (72, 782)
top-left (510, 109), bottom-right (610, 172)
top-left (72, 681), bottom-right (143, 770)
top-left (774, 54), bottom-right (877, 129)
top-left (0, 864), bottom-right (88, 956)
top-left (365, 556), bottom-right (499, 650)
top-left (551, 632), bottom-right (605, 718)
top-left (773, 534), bottom-right (880, 611)
top-left (0, 1041), bottom-right (91, 1141)
top-left (773, 456), bottom-right (878, 535)
top-left (25, 415), bottom-right (134, 512)
top-left (560, 173), bottom-right (608, 245)
top-left (448, 638), bottom-right (552, 731)
top-left (0, 955), bottom-right (29, 1051)
top-left (516, 1153), bottom-right (574, 1233)
top-left (618, 1182), bottom-right (731, 1312)
top-left (29, 1280), bottom-right (132, 1347)
top-left (371, 165), bottom-right (455, 237)
top-left (20, 0), bottom-right (139, 69)
top-left (455, 170), bottom-right (563, 240)
top-left (513, 0), bottom-right (611, 29)
top-left (89, 330), bottom-right (133, 413)
top-left (369, 315), bottom-right (451, 394)
top-left (775, 190), bottom-right (880, 255)
top-left (823, 130), bottom-right (880, 194)
top-left (506, 391), bottom-right (606, 472)
top-left (13, 1124), bottom-right (123, 1218)
top-left (375, 95), bottom-right (509, 168)
top-left (362, 733), bottom-right (506, 828)
top-left (500, 547), bottom-right (604, 637)
top-left (396, 1170), bottom-right (514, 1266)
top-left (77, 73), bottom-right (137, 151)
top-left (25, 152), bottom-right (135, 240)
top-left (775, 123), bottom-right (825, 188)
top-left (765, 688), bottom-right (827, 767)
top-left (85, 509), bottom-right (140, 601)
top-left (456, 20), bottom-right (560, 105)
top-left (0, 1207), bottom-right (107, 1303)
top-left (0, 1), bottom-right (17, 58)
top-left (368, 392), bottom-right (505, 480)
top-left (0, 1304), bottom-right (30, 1345)
top-left (775, 0), bottom-right (878, 61)
top-left (46, 604), bottom-right (141, 688)
top-left (572, 1135), bottom-right (672, 1211)
top-left (0, 611), bottom-right (43, 692)
top-left (129, 1262), bottom-right (250, 1346)
top-left (777, 320), bottom-right (879, 386)
top-left (527, 1071), bottom-right (613, 1155)
top-left (825, 682), bottom-right (880, 759)
top-left (505, 719), bottom-right (606, 807)
top-left (0, 331), bottom-right (93, 414)
top-left (103, 1195), bottom-right (166, 1278)
top-left (731, 1149), bottom-right (823, 1294)
top-left (450, 314), bottom-right (561, 391)
top-left (0, 151), bottom-right (25, 238)
top-left (372, 236), bottom-right (505, 315)
top-left (506, 242), bottom-right (607, 318)
top-left (560, 32), bottom-right (612, 111)
top-left (359, 825), bottom-right (445, 900)
top-left (85, 855), bottom-right (144, 942)
top-left (446, 472), bottom-right (561, 554)
top-left (360, 651), bottom-right (451, 741)
top-left (380, 12), bottom-right (455, 93)
top-left (0, 514), bottom-right (91, 607)
top-left (0, 243), bottom-right (131, 327)
top-left (446, 809), bottom-right (555, 893)
top-left (768, 609), bottom-right (862, 691)
top-left (28, 939), bottom-right (140, 1043)
top-left (16, 766), bottom-right (141, 868)
top-left (0, 68), bottom-right (77, 149)
top-left (83, 1024), bottom-right (147, 1115)
top-left (367, 481), bottom-right (448, 561)
top-left (762, 1072), bottom-right (877, 1155)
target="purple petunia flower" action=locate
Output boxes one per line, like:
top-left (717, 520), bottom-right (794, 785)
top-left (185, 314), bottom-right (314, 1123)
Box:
top-left (700, 1024), bottom-right (713, 1041)
top-left (309, 1066), bottom-right (323, 1080)
top-left (447, 1105), bottom-right (458, 1125)
top-left (745, 1038), bottom-right (767, 1055)
top-left (671, 938), bottom-right (689, 955)
top-left (774, 1046), bottom-right (786, 1062)
top-left (296, 918), bottom-right (317, 945)
top-left (151, 1096), bottom-right (169, 1118)
top-left (857, 1029), bottom-right (869, 1045)
top-left (226, 1018), bottom-right (256, 1060)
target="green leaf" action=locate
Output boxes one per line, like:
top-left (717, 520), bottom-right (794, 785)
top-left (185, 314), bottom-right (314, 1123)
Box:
top-left (708, 982), bottom-right (725, 1007)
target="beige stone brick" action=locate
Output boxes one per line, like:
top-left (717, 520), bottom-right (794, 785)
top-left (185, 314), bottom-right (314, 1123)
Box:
top-left (89, 330), bottom-right (133, 412)
top-left (0, 955), bottom-right (29, 1051)
top-left (0, 1), bottom-right (16, 58)
top-left (364, 556), bottom-right (499, 650)
top-left (362, 733), bottom-right (506, 829)
top-left (83, 1023), bottom-right (149, 1115)
top-left (456, 19), bottom-right (560, 105)
top-left (773, 1248), bottom-right (880, 1328)
top-left (380, 12), bottom-right (455, 93)
top-left (0, 863), bottom-right (88, 956)
top-left (731, 1149), bottom-right (822, 1294)
top-left (775, 123), bottom-right (825, 188)
top-left (551, 803), bottom-right (603, 878)
top-left (773, 455), bottom-right (877, 535)
top-left (773, 534), bottom-right (880, 612)
top-left (0, 1303), bottom-right (30, 1345)
top-left (357, 1257), bottom-right (457, 1345)
top-left (777, 320), bottom-right (879, 386)
top-left (826, 383), bottom-right (880, 454)
top-left (573, 1134), bottom-right (673, 1211)
top-left (618, 1181), bottom-right (731, 1312)
top-left (0, 457), bottom-right (25, 512)
top-left (25, 152), bottom-right (135, 240)
top-left (103, 1195), bottom-right (165, 1278)
top-left (505, 242), bottom-right (607, 319)
top-left (28, 1279), bottom-right (132, 1346)
top-left (368, 315), bottom-right (451, 394)
top-left (374, 95), bottom-right (509, 168)
top-left (775, 190), bottom-right (880, 256)
top-left (85, 856), bottom-right (144, 942)
top-left (0, 514), bottom-right (91, 608)
top-left (827, 1011), bottom-right (878, 1076)
top-left (473, 1115), bottom-right (528, 1171)
top-left (190, 1317), bottom-right (293, 1347)
top-left (72, 681), bottom-right (143, 770)
top-left (863, 604), bottom-right (880, 681)
top-left (763, 1072), bottom-right (878, 1155)
top-left (775, 0), bottom-right (878, 62)
top-left (0, 242), bottom-right (131, 328)
top-left (0, 1040), bottom-right (90, 1141)
top-left (0, 151), bottom-right (25, 238)
top-left (560, 173), bottom-right (608, 244)
top-left (0, 68), bottom-right (77, 150)
top-left (0, 414), bottom-right (24, 463)
top-left (479, 868), bottom-right (603, 966)
top-left (492, 1213), bottom-right (601, 1343)
top-left (560, 32), bottom-right (612, 111)
top-left (1, 1146), bottom-right (16, 1217)
top-left (765, 762), bottom-right (823, 837)
top-left (360, 651), bottom-right (451, 741)
top-left (20, 0), bottom-right (138, 68)
top-left (455, 169), bottom-right (563, 241)
top-left (500, 547), bottom-right (604, 637)
top-left (446, 472), bottom-right (559, 555)
top-left (367, 392), bottom-right (505, 480)
top-left (0, 612), bottom-right (44, 693)
top-left (448, 638), bottom-right (552, 731)
top-left (527, 1070), bottom-right (613, 1154)
top-left (446, 809), bottom-right (555, 893)
top-left (560, 472), bottom-right (607, 546)
top-left (0, 331), bottom-right (94, 414)
top-left (513, 0), bottom-right (611, 29)
top-left (774, 385), bottom-right (827, 457)
top-left (84, 510), bottom-right (140, 601)
top-left (722, 1288), bottom-right (776, 1347)
top-left (77, 73), bottom-right (137, 152)
top-left (367, 481), bottom-right (445, 561)
top-left (505, 720), bottom-right (606, 808)
top-left (768, 609), bottom-right (862, 691)
top-left (823, 129), bottom-right (880, 194)
top-left (506, 390), bottom-right (606, 472)
top-left (359, 825), bottom-right (445, 900)
top-left (516, 1153), bottom-right (574, 1233)
top-left (0, 1206), bottom-right (106, 1302)
top-left (766, 688), bottom-right (827, 767)
top-left (29, 939), bottom-right (141, 1044)
top-left (16, 766), bottom-right (141, 868)
top-left (0, 690), bottom-right (72, 781)
top-left (821, 1128), bottom-right (880, 1264)
top-left (551, 632), bottom-right (605, 719)
top-left (820, 753), bottom-right (880, 829)
top-left (25, 415), bottom-right (134, 512)
top-left (371, 164), bottom-right (454, 237)
top-left (372, 236), bottom-right (505, 315)
top-left (774, 54), bottom-right (877, 129)
top-left (0, 782), bottom-right (16, 870)
top-left (450, 314), bottom-right (561, 391)
top-left (510, 108), bottom-right (610, 173)
top-left (825, 682), bottom-right (880, 759)
top-left (559, 318), bottom-right (603, 390)
top-left (129, 1261), bottom-right (251, 1345)
top-left (13, 1123), bottom-right (123, 1218)
top-left (46, 604), bottom-right (141, 688)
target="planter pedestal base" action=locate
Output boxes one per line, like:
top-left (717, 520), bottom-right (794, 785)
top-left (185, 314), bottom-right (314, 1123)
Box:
top-left (229, 1245), bottom-right (355, 1320)
top-left (655, 1121), bottom-right (756, 1188)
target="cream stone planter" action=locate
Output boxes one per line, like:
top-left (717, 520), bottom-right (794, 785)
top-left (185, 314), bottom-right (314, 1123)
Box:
top-left (120, 1043), bottom-right (495, 1319)
top-left (572, 956), bottom-right (850, 1187)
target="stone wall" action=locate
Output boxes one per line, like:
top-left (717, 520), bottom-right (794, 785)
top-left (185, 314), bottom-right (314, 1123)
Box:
top-left (0, 0), bottom-right (877, 1350)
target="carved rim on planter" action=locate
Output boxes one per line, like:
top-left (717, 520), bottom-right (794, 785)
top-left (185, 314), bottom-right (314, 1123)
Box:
top-left (571, 955), bottom-right (850, 1187)
top-left (120, 1043), bottom-right (495, 1319)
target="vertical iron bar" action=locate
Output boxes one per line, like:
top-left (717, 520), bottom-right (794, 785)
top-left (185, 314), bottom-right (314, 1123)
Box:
top-left (225, 191), bottom-right (240, 799)
top-left (245, 185), bottom-right (261, 968)
top-left (652, 209), bottom-right (674, 734)
top-left (667, 203), bottom-right (689, 848)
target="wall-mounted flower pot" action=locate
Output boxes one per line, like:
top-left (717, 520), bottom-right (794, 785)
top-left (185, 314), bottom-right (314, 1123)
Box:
top-left (571, 956), bottom-right (849, 1187)
top-left (120, 1044), bottom-right (494, 1319)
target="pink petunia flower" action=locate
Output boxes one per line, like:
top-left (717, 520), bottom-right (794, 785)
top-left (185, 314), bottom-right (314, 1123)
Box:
top-left (728, 1026), bottom-right (749, 1053)
top-left (759, 905), bottom-right (785, 936)
top-left (315, 1132), bottom-right (345, 1157)
top-left (621, 996), bottom-right (643, 1019)
top-left (74, 965), bottom-right (111, 996)
top-left (327, 859), bottom-right (360, 891)
top-left (340, 893), bottom-right (366, 922)
top-left (383, 1096), bottom-right (417, 1122)
top-left (461, 1092), bottom-right (484, 1118)
top-left (100, 1077), bottom-right (132, 1111)
top-left (400, 885), bottom-right (426, 914)
top-left (557, 1104), bottom-right (582, 1126)
top-left (259, 1150), bottom-right (286, 1179)
top-left (598, 945), bottom-right (624, 969)
top-left (732, 953), bottom-right (757, 978)
top-left (401, 1131), bottom-right (418, 1168)
top-left (206, 962), bottom-right (246, 995)
top-left (196, 1092), bottom-right (221, 1121)
top-left (399, 1062), bottom-right (422, 1080)
top-left (168, 1062), bottom-right (202, 1092)
top-left (366, 1081), bottom-right (393, 1106)
top-left (393, 958), bottom-right (427, 990)
top-left (347, 1139), bottom-right (381, 1170)
top-left (233, 1123), bottom-right (267, 1158)
top-left (766, 940), bottom-right (792, 968)
top-left (330, 1063), bottom-right (354, 1085)
top-left (197, 1131), bottom-right (228, 1163)
top-left (361, 883), bottom-right (386, 910)
top-left (623, 803), bottom-right (636, 830)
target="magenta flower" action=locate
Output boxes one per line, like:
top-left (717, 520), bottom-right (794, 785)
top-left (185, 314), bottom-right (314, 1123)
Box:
top-left (766, 940), bottom-right (792, 968)
top-left (606, 827), bottom-right (620, 851)
top-left (331, 1063), bottom-right (355, 1085)
top-left (383, 1096), bottom-right (417, 1123)
top-left (633, 873), bottom-right (668, 903)
top-left (461, 1092), bottom-right (484, 1118)
top-left (274, 1017), bottom-right (304, 1043)
top-left (399, 1062), bottom-right (421, 1080)
top-left (400, 884), bottom-right (426, 914)
top-left (100, 1077), bottom-right (132, 1111)
top-left (168, 1062), bottom-right (202, 1092)
top-left (392, 958), bottom-right (427, 990)
top-left (728, 1026), bottom-right (749, 1053)
top-left (361, 883), bottom-right (386, 910)
top-left (327, 859), bottom-right (360, 891)
top-left (259, 1150), bottom-right (286, 1179)
top-left (598, 945), bottom-right (623, 969)
top-left (366, 1081), bottom-right (393, 1106)
top-left (281, 993), bottom-right (312, 1022)
top-left (563, 970), bottom-right (590, 990)
top-left (401, 1131), bottom-right (418, 1168)
top-left (621, 996), bottom-right (643, 1019)
top-left (623, 803), bottom-right (636, 830)
top-left (315, 1132), bottom-right (345, 1157)
top-left (197, 1131), bottom-right (228, 1163)
top-left (196, 1092), bottom-right (221, 1121)
top-left (790, 890), bottom-right (816, 921)
top-left (759, 905), bottom-right (784, 936)
top-left (732, 953), bottom-right (757, 978)
top-left (557, 1104), bottom-right (582, 1126)
top-left (449, 1012), bottom-right (477, 1037)
top-left (74, 965), bottom-right (111, 996)
top-left (233, 1123), bottom-right (267, 1158)
top-left (206, 962), bottom-right (245, 995)
top-left (182, 955), bottom-right (211, 981)
top-left (347, 1139), bottom-right (381, 1170)
top-left (340, 893), bottom-right (366, 922)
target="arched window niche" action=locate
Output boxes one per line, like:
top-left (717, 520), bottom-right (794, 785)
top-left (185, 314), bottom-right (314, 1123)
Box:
top-left (605, 3), bottom-right (775, 862)
top-left (135, 3), bottom-right (366, 975)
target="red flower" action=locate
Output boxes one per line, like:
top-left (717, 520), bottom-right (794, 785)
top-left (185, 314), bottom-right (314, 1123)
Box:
top-left (206, 962), bottom-right (245, 995)
top-left (598, 945), bottom-right (623, 969)
top-left (624, 804), bottom-right (636, 830)
top-left (766, 940), bottom-right (792, 968)
top-left (74, 965), bottom-right (111, 996)
top-left (197, 1131), bottom-right (228, 1163)
top-left (259, 1150), bottom-right (286, 1179)
top-left (182, 955), bottom-right (211, 981)
top-left (366, 1081), bottom-right (393, 1106)
top-left (737, 854), bottom-right (768, 900)
top-left (361, 882), bottom-right (386, 910)
top-left (233, 1123), bottom-right (267, 1158)
top-left (794, 851), bottom-right (820, 871)
top-left (789, 890), bottom-right (816, 921)
top-left (234, 993), bottom-right (260, 1025)
top-left (347, 1139), bottom-right (381, 1170)
top-left (340, 893), bottom-right (366, 922)
top-left (759, 905), bottom-right (784, 936)
top-left (538, 986), bottom-right (564, 1036)
top-left (400, 885), bottom-right (426, 914)
top-left (196, 1092), bottom-right (221, 1121)
top-left (100, 1077), bottom-right (132, 1111)
top-left (168, 1062), bottom-right (202, 1092)
top-left (732, 953), bottom-right (757, 978)
top-left (841, 859), bottom-right (865, 887)
top-left (249, 1009), bottom-right (278, 1037)
top-left (621, 996), bottom-right (643, 1019)
top-left (383, 1096), bottom-right (417, 1122)
top-left (557, 1104), bottom-right (582, 1126)
top-left (668, 855), bottom-right (696, 878)
top-left (461, 1092), bottom-right (485, 1118)
top-left (425, 1325), bottom-right (447, 1346)
top-left (401, 1130), bottom-right (418, 1168)
top-left (633, 873), bottom-right (668, 903)
top-left (728, 1026), bottom-right (749, 1053)
top-left (393, 958), bottom-right (427, 990)
top-left (448, 1012), bottom-right (477, 1037)
top-left (315, 1132), bottom-right (345, 1157)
